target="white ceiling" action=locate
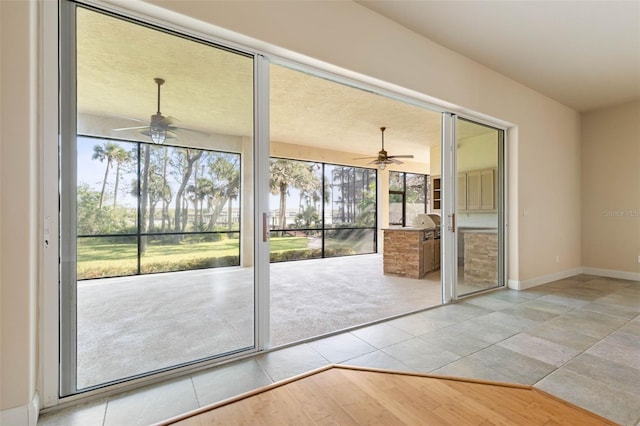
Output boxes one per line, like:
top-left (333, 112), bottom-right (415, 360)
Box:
top-left (357, 0), bottom-right (640, 112)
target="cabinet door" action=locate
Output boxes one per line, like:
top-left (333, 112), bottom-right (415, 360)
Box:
top-left (431, 176), bottom-right (441, 210)
top-left (480, 169), bottom-right (495, 210)
top-left (466, 171), bottom-right (481, 210)
top-left (422, 239), bottom-right (435, 274)
top-left (457, 173), bottom-right (467, 210)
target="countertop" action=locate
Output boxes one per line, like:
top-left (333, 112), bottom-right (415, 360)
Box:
top-left (383, 227), bottom-right (436, 232)
top-left (458, 227), bottom-right (497, 234)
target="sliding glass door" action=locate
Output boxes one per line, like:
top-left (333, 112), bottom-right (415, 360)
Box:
top-left (454, 118), bottom-right (504, 296)
top-left (57, 2), bottom-right (507, 398)
top-left (60, 4), bottom-right (259, 395)
top-left (441, 116), bottom-right (505, 299)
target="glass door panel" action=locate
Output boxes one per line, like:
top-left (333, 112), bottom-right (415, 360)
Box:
top-left (454, 118), bottom-right (503, 297)
top-left (268, 63), bottom-right (442, 346)
top-left (61, 5), bottom-right (256, 394)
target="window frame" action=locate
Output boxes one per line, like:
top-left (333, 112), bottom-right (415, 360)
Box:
top-left (388, 171), bottom-right (429, 227)
top-left (75, 134), bottom-right (243, 280)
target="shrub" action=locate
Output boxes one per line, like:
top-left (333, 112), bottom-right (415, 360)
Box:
top-left (77, 255), bottom-right (240, 280)
top-left (270, 247), bottom-right (355, 262)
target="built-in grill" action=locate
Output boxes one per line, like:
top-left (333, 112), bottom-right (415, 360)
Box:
top-left (428, 214), bottom-right (441, 239)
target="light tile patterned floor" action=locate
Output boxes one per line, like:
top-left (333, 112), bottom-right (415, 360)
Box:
top-left (39, 275), bottom-right (640, 426)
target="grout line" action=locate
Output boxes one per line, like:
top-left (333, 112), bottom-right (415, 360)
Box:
top-left (101, 398), bottom-right (108, 426)
top-left (189, 376), bottom-right (201, 408)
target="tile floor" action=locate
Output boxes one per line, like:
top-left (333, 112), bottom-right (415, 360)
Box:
top-left (38, 275), bottom-right (640, 426)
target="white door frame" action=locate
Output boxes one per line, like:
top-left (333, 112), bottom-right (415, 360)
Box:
top-left (441, 114), bottom-right (508, 302)
top-left (42, 0), bottom-right (510, 407)
top-left (53, 0), bottom-right (271, 401)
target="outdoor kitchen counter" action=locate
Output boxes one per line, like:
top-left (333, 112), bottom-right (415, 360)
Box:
top-left (459, 228), bottom-right (498, 286)
top-left (383, 227), bottom-right (437, 279)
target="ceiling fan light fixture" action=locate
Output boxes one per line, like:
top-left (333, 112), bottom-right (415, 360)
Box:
top-left (150, 127), bottom-right (167, 144)
top-left (114, 77), bottom-right (199, 143)
top-left (150, 78), bottom-right (167, 144)
top-left (352, 126), bottom-right (414, 168)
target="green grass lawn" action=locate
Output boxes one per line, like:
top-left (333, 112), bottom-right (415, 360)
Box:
top-left (76, 235), bottom-right (367, 279)
top-left (77, 236), bottom-right (311, 279)
top-left (269, 237), bottom-right (309, 252)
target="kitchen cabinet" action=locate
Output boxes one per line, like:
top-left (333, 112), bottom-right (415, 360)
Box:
top-left (432, 168), bottom-right (495, 212)
top-left (463, 168), bottom-right (495, 211)
top-left (479, 169), bottom-right (495, 210)
top-left (457, 173), bottom-right (467, 210)
top-left (431, 176), bottom-right (441, 210)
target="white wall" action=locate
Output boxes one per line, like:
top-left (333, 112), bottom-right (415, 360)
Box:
top-left (582, 100), bottom-right (640, 277)
top-left (1, 0), bottom-right (586, 417)
top-left (0, 0), bottom-right (39, 421)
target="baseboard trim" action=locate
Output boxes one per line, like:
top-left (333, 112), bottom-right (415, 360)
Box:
top-left (509, 266), bottom-right (640, 290)
top-left (508, 268), bottom-right (583, 290)
top-left (582, 267), bottom-right (640, 282)
top-left (0, 392), bottom-right (39, 426)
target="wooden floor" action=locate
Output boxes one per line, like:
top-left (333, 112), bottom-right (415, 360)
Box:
top-left (159, 365), bottom-right (616, 425)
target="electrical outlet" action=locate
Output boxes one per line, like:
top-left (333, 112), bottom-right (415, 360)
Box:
top-left (637, 255), bottom-right (640, 264)
top-left (555, 255), bottom-right (560, 263)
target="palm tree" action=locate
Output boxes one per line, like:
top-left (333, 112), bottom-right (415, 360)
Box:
top-left (111, 146), bottom-right (131, 208)
top-left (269, 159), bottom-right (321, 229)
top-left (200, 153), bottom-right (240, 231)
top-left (92, 142), bottom-right (121, 209)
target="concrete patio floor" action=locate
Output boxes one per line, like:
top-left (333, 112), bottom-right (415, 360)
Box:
top-left (77, 254), bottom-right (442, 389)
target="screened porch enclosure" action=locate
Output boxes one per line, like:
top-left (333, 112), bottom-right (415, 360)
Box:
top-left (76, 136), bottom-right (242, 280)
top-left (269, 158), bottom-right (378, 262)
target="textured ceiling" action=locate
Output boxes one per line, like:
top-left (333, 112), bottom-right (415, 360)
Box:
top-left (77, 7), bottom-right (439, 163)
top-left (77, 6), bottom-right (496, 167)
top-left (357, 0), bottom-right (640, 112)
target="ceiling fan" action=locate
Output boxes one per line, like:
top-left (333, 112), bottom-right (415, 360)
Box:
top-left (354, 127), bottom-right (414, 170)
top-left (114, 77), bottom-right (180, 144)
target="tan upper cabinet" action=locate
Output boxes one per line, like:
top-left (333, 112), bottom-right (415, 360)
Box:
top-left (461, 168), bottom-right (495, 211)
top-left (457, 173), bottom-right (467, 210)
top-left (479, 168), bottom-right (495, 210)
top-left (466, 170), bottom-right (481, 210)
top-left (433, 168), bottom-right (495, 212)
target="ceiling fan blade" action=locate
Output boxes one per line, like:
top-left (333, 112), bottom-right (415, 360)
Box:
top-left (353, 156), bottom-right (379, 160)
top-left (389, 158), bottom-right (404, 164)
top-left (367, 159), bottom-right (381, 165)
top-left (158, 115), bottom-right (180, 127)
top-left (387, 154), bottom-right (414, 159)
top-left (113, 125), bottom-right (151, 131)
top-left (169, 126), bottom-right (210, 136)
top-left (104, 112), bottom-right (148, 124)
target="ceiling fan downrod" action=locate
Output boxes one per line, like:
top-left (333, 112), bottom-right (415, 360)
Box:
top-left (154, 77), bottom-right (165, 115)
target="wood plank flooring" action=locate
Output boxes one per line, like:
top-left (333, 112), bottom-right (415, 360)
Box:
top-left (159, 366), bottom-right (616, 425)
